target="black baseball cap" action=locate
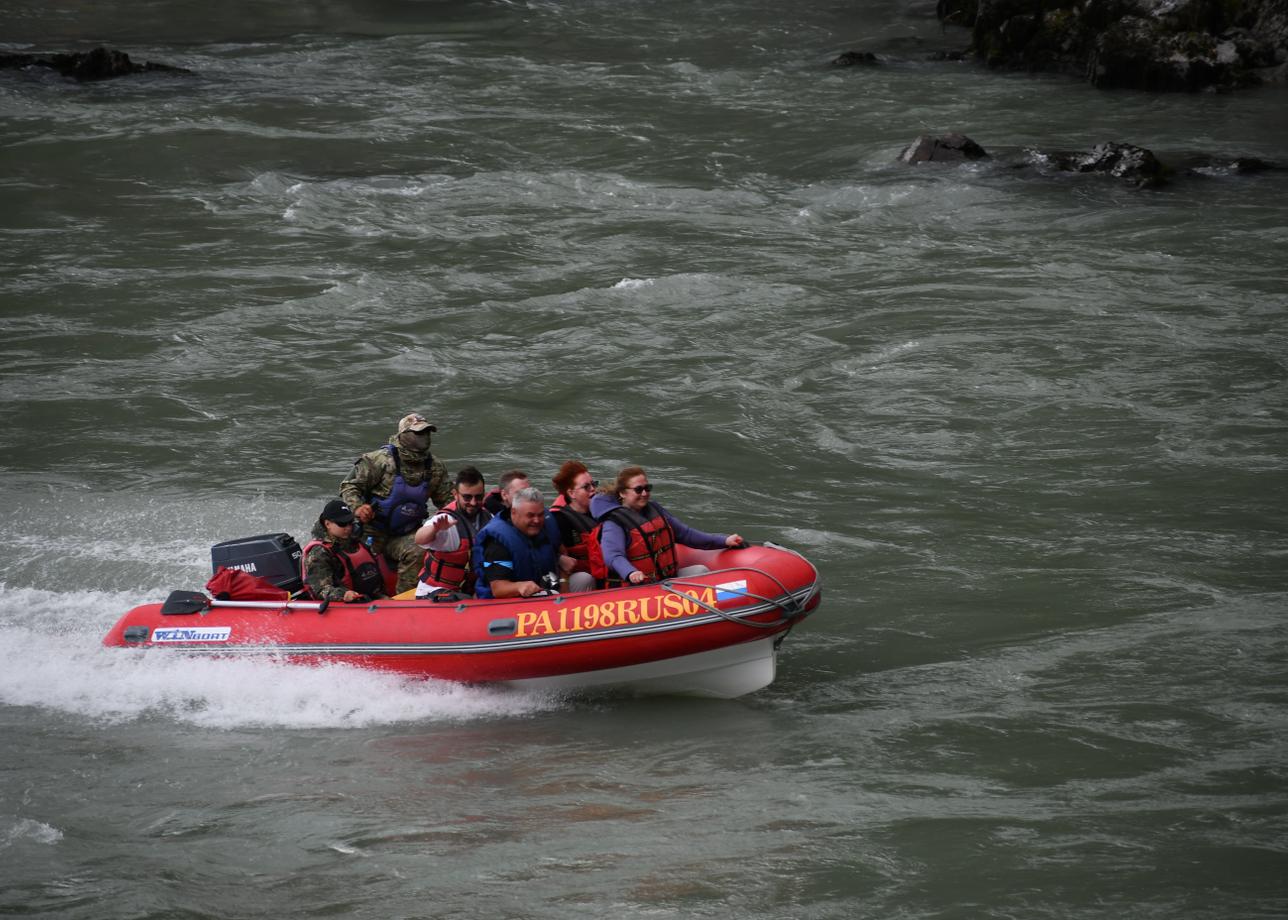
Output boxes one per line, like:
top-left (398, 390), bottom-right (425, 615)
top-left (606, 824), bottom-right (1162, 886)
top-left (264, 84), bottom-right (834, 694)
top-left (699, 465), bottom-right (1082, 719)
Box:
top-left (321, 499), bottom-right (355, 525)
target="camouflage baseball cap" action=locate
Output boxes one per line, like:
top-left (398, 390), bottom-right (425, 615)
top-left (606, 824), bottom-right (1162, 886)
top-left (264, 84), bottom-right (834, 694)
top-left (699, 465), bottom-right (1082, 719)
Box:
top-left (397, 413), bottom-right (437, 434)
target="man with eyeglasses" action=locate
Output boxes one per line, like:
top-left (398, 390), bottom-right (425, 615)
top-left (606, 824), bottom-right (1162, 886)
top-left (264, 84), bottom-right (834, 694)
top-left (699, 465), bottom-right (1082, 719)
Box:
top-left (411, 466), bottom-right (493, 599)
top-left (301, 499), bottom-right (388, 603)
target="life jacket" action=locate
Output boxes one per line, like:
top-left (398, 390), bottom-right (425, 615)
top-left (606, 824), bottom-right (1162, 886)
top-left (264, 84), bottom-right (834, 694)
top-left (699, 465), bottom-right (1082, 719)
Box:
top-left (472, 511), bottom-right (561, 599)
top-left (550, 500), bottom-right (608, 582)
top-left (300, 538), bottom-right (386, 599)
top-left (482, 488), bottom-right (507, 516)
top-left (604, 502), bottom-right (678, 583)
top-left (370, 445), bottom-right (432, 536)
top-left (417, 502), bottom-right (491, 593)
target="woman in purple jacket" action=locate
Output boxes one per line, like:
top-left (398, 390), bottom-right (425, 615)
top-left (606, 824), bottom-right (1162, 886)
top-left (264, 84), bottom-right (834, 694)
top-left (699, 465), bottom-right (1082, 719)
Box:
top-left (590, 465), bottom-right (744, 585)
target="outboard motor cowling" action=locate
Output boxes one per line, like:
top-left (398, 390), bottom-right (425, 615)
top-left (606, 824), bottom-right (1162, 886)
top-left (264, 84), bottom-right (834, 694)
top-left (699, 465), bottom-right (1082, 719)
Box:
top-left (210, 533), bottom-right (304, 594)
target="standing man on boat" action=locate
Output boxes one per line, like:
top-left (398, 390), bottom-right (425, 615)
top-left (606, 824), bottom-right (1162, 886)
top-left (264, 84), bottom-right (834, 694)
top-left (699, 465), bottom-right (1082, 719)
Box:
top-left (339, 412), bottom-right (452, 594)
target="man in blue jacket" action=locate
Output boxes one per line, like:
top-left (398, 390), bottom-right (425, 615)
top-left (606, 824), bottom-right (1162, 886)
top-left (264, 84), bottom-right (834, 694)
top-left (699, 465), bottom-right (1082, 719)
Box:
top-left (473, 487), bottom-right (564, 599)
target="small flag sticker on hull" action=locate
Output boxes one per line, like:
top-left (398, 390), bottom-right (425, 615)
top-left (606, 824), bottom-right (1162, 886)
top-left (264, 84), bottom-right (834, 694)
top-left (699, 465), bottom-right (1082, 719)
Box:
top-left (715, 580), bottom-right (748, 602)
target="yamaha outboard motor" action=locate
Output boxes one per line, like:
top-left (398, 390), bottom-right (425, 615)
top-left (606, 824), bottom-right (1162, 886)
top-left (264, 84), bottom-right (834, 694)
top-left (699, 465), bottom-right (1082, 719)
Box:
top-left (210, 533), bottom-right (304, 594)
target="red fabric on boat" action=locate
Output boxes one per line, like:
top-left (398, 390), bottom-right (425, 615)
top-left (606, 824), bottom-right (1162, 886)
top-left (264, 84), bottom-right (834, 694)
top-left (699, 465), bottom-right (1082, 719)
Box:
top-left (205, 567), bottom-right (292, 601)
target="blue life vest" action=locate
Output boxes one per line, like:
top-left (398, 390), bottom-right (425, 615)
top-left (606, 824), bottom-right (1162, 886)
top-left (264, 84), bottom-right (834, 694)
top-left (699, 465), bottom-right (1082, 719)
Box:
top-left (472, 510), bottom-right (561, 599)
top-left (371, 445), bottom-right (431, 536)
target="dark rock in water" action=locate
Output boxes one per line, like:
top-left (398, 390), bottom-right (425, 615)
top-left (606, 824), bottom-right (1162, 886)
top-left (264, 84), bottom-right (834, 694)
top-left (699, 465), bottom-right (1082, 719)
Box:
top-left (0, 53), bottom-right (41, 72)
top-left (0, 47), bottom-right (191, 81)
top-left (899, 133), bottom-right (990, 163)
top-left (1037, 142), bottom-right (1168, 186)
top-left (941, 0), bottom-right (1288, 92)
top-left (1183, 154), bottom-right (1282, 175)
top-left (1227, 156), bottom-right (1279, 172)
top-left (902, 135), bottom-right (1273, 186)
top-left (1073, 143), bottom-right (1164, 183)
top-left (830, 45), bottom-right (969, 66)
top-left (831, 51), bottom-right (881, 66)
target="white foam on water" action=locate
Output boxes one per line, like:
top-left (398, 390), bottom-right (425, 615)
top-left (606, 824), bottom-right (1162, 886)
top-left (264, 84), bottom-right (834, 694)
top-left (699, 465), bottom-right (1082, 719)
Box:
top-left (0, 818), bottom-right (63, 849)
top-left (0, 585), bottom-right (564, 730)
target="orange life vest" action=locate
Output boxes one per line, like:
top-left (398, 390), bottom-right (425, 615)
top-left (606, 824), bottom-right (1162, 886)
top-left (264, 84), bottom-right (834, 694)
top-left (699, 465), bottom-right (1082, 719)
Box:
top-left (607, 503), bottom-right (678, 582)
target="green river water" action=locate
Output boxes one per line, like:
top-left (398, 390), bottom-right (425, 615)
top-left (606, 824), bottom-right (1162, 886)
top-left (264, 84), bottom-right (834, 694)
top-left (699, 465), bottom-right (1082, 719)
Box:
top-left (2, 1), bottom-right (1286, 917)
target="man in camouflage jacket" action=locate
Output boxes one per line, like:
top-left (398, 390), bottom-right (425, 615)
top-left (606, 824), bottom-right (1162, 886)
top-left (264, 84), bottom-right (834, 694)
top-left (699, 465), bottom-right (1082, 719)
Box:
top-left (340, 413), bottom-right (452, 594)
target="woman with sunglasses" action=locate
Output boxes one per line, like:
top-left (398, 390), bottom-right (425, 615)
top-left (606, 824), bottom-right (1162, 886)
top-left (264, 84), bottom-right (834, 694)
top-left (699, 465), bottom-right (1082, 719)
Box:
top-left (549, 460), bottom-right (606, 591)
top-left (590, 465), bottom-right (745, 586)
top-left (301, 499), bottom-right (388, 603)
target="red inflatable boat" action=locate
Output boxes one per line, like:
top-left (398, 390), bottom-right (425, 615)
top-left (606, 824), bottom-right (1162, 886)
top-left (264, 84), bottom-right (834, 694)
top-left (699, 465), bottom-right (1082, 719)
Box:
top-left (102, 543), bottom-right (822, 698)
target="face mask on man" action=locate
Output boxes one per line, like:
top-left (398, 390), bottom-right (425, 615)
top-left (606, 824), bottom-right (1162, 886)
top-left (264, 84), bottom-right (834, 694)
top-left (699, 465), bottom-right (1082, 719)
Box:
top-left (400, 430), bottom-right (431, 452)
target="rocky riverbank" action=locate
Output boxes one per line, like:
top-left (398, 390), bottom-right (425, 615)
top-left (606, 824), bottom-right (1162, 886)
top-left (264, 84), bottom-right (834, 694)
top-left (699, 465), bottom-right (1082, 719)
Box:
top-left (937, 0), bottom-right (1288, 91)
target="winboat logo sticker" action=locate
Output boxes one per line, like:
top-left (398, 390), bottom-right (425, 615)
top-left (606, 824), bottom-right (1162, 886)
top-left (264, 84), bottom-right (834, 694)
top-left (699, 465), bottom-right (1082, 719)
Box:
top-left (151, 626), bottom-right (232, 643)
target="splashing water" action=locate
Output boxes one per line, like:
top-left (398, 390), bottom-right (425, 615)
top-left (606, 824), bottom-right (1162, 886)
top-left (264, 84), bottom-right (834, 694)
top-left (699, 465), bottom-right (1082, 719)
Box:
top-left (0, 585), bottom-right (564, 729)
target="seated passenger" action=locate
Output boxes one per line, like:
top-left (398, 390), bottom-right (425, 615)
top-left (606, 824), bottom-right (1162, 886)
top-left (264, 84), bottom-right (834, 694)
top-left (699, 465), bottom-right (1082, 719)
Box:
top-left (482, 469), bottom-right (530, 516)
top-left (473, 486), bottom-right (564, 599)
top-left (412, 466), bottom-right (492, 599)
top-left (550, 460), bottom-right (604, 592)
top-left (301, 499), bottom-right (388, 602)
top-left (590, 466), bottom-right (744, 586)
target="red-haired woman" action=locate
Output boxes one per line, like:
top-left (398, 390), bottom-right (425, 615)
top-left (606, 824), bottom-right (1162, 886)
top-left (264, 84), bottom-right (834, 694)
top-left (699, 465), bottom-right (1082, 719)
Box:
top-left (550, 460), bottom-right (602, 592)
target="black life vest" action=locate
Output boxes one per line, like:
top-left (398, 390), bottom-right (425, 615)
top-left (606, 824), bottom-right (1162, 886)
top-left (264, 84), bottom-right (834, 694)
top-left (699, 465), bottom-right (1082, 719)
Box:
top-left (550, 499), bottom-right (608, 582)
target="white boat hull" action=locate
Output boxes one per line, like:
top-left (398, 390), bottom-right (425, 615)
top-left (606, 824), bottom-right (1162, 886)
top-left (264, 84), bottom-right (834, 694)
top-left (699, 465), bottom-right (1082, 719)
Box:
top-left (500, 635), bottom-right (779, 699)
